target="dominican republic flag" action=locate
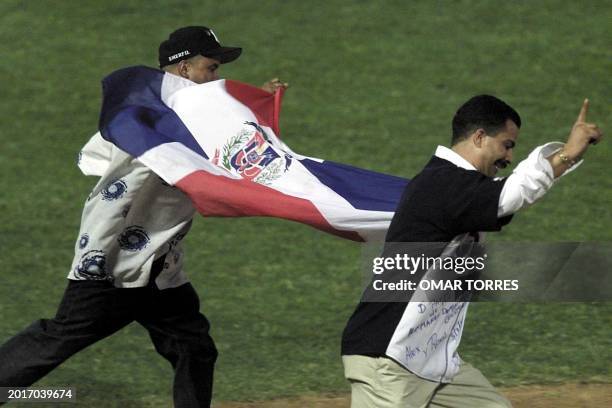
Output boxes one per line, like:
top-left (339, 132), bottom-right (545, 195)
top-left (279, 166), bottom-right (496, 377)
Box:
top-left (83, 66), bottom-right (408, 241)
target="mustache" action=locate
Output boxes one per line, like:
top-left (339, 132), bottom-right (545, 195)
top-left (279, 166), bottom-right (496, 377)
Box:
top-left (494, 159), bottom-right (511, 169)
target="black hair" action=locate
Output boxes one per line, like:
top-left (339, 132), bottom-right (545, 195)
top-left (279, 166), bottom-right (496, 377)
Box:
top-left (451, 95), bottom-right (521, 145)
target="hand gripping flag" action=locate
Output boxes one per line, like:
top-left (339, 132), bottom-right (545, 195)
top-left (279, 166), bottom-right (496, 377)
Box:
top-left (82, 66), bottom-right (408, 241)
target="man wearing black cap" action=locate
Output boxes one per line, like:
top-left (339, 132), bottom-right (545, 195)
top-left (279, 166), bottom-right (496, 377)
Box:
top-left (0, 26), bottom-right (286, 408)
top-left (159, 26), bottom-right (287, 90)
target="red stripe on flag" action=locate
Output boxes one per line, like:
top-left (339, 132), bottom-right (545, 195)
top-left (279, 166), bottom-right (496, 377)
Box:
top-left (272, 87), bottom-right (284, 137)
top-left (225, 80), bottom-right (283, 137)
top-left (176, 170), bottom-right (363, 242)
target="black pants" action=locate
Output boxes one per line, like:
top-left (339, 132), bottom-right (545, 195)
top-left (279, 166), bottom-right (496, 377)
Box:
top-left (0, 277), bottom-right (217, 407)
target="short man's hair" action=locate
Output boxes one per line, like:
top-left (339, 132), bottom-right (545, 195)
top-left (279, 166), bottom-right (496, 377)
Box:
top-left (451, 95), bottom-right (521, 145)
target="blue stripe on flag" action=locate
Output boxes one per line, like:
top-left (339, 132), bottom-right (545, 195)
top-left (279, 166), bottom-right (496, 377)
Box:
top-left (301, 159), bottom-right (408, 212)
top-left (98, 66), bottom-right (207, 159)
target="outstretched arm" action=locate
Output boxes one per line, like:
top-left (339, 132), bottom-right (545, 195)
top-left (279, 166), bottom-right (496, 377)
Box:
top-left (498, 99), bottom-right (604, 217)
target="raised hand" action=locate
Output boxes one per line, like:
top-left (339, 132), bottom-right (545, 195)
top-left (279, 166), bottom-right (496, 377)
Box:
top-left (564, 99), bottom-right (604, 160)
top-left (261, 78), bottom-right (289, 93)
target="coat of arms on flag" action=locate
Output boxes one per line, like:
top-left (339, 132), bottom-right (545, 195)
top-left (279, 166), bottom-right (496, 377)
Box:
top-left (217, 121), bottom-right (292, 185)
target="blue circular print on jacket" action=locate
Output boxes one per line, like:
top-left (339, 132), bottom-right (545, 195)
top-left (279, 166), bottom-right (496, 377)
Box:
top-left (75, 250), bottom-right (110, 281)
top-left (118, 226), bottom-right (150, 251)
top-left (101, 179), bottom-right (128, 201)
top-left (78, 233), bottom-right (89, 249)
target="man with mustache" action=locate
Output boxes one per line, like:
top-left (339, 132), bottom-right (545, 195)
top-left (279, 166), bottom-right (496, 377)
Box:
top-left (341, 95), bottom-right (603, 407)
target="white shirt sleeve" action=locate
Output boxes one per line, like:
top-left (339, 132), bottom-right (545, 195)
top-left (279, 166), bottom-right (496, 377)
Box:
top-left (497, 142), bottom-right (583, 217)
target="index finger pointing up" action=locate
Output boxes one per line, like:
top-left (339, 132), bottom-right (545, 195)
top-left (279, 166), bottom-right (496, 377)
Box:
top-left (577, 98), bottom-right (589, 123)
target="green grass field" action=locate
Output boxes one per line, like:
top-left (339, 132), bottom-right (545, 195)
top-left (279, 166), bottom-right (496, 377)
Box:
top-left (0, 0), bottom-right (610, 406)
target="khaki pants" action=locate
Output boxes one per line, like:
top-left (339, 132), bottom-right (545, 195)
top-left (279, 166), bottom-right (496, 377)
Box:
top-left (343, 355), bottom-right (512, 408)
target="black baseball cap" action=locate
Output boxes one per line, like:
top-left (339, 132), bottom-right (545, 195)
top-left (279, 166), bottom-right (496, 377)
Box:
top-left (158, 26), bottom-right (242, 68)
